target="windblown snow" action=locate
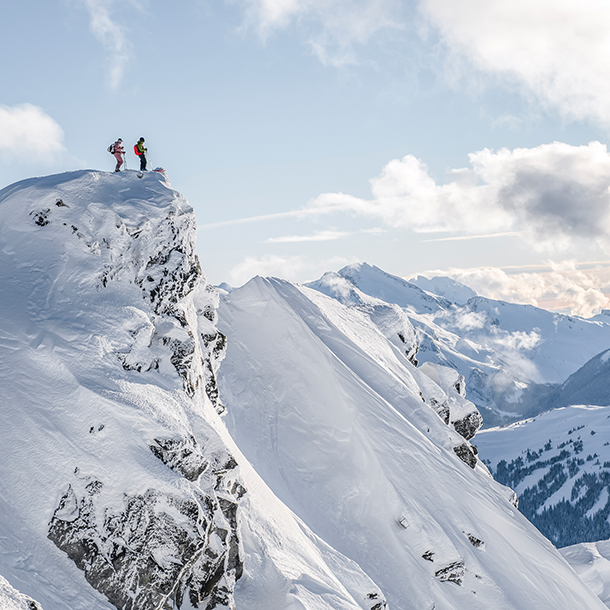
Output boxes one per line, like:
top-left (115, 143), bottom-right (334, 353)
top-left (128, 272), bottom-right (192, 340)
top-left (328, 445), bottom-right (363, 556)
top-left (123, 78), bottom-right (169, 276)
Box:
top-left (0, 170), bottom-right (606, 610)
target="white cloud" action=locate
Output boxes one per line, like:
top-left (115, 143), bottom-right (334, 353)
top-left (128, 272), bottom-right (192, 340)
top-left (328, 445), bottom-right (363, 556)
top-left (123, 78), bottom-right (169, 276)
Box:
top-left (417, 262), bottom-right (610, 318)
top-left (80, 0), bottom-right (133, 89)
top-left (0, 104), bottom-right (65, 160)
top-left (307, 141), bottom-right (610, 251)
top-left (232, 0), bottom-right (403, 65)
top-left (266, 229), bottom-right (348, 243)
top-left (420, 0), bottom-right (610, 126)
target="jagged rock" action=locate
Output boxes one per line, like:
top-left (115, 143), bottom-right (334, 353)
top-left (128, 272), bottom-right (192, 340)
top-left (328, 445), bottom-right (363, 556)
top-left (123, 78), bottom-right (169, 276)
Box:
top-left (454, 443), bottom-right (478, 469)
top-left (454, 374), bottom-right (466, 397)
top-left (429, 397), bottom-right (450, 425)
top-left (150, 437), bottom-right (208, 482)
top-left (453, 411), bottom-right (483, 441)
top-left (48, 481), bottom-right (243, 610)
top-left (467, 533), bottom-right (484, 548)
top-left (30, 209), bottom-right (50, 226)
top-left (434, 561), bottom-right (465, 585)
top-left (200, 331), bottom-right (227, 415)
top-left (366, 591), bottom-right (388, 610)
top-left (422, 550), bottom-right (435, 562)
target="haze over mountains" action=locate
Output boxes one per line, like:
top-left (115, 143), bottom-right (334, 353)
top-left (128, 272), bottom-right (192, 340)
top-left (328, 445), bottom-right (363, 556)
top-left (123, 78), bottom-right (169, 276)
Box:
top-left (1, 170), bottom-right (610, 609)
top-left (308, 262), bottom-right (610, 427)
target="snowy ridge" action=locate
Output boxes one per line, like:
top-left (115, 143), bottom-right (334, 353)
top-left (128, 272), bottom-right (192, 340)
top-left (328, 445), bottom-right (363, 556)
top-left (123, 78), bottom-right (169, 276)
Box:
top-left (218, 275), bottom-right (606, 609)
top-left (0, 170), bottom-right (386, 610)
top-left (0, 575), bottom-right (42, 610)
top-left (308, 263), bottom-right (610, 425)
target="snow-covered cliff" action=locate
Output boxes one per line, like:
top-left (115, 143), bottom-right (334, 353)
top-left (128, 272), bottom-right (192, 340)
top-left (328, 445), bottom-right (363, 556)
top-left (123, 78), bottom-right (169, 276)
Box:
top-left (0, 170), bottom-right (385, 610)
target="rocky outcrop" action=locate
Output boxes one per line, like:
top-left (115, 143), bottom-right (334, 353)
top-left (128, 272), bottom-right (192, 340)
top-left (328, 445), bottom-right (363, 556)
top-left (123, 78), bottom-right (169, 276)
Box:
top-left (49, 437), bottom-right (245, 610)
top-left (29, 171), bottom-right (243, 609)
top-left (48, 484), bottom-right (241, 610)
top-left (452, 411), bottom-right (484, 441)
top-left (453, 442), bottom-right (478, 469)
top-left (420, 362), bottom-right (483, 442)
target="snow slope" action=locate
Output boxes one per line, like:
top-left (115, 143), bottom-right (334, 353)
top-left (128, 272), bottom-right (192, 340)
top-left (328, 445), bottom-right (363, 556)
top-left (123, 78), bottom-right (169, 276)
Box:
top-left (217, 275), bottom-right (606, 610)
top-left (560, 540), bottom-right (610, 608)
top-left (0, 170), bottom-right (387, 610)
top-left (308, 263), bottom-right (610, 425)
top-left (477, 405), bottom-right (610, 547)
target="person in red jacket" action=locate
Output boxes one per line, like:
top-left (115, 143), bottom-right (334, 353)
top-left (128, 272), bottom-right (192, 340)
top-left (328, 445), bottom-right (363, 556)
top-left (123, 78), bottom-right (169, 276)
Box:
top-left (134, 137), bottom-right (147, 171)
top-left (112, 138), bottom-right (124, 172)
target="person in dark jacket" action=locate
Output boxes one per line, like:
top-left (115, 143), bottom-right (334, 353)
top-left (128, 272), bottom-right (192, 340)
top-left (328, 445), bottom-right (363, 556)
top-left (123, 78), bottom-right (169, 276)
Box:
top-left (135, 137), bottom-right (147, 171)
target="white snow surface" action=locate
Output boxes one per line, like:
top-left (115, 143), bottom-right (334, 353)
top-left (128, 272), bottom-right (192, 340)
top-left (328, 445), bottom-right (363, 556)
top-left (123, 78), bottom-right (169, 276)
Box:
top-left (561, 540), bottom-right (610, 608)
top-left (217, 275), bottom-right (606, 610)
top-left (477, 405), bottom-right (610, 496)
top-left (409, 275), bottom-right (478, 305)
top-left (0, 170), bottom-right (387, 610)
top-left (0, 575), bottom-right (42, 610)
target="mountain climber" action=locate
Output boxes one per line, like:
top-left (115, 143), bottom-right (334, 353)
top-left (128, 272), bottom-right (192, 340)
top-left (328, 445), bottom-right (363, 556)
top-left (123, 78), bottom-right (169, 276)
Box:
top-left (111, 138), bottom-right (125, 172)
top-left (134, 137), bottom-right (147, 171)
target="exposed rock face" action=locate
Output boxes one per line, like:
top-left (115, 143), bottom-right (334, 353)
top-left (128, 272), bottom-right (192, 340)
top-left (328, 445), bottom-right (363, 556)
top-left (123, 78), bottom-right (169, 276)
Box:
top-left (434, 561), bottom-right (465, 586)
top-left (453, 442), bottom-right (478, 469)
top-left (48, 435), bottom-right (245, 610)
top-left (453, 411), bottom-right (484, 442)
top-left (420, 362), bottom-right (483, 442)
top-left (150, 436), bottom-right (208, 482)
top-left (48, 477), bottom-right (242, 610)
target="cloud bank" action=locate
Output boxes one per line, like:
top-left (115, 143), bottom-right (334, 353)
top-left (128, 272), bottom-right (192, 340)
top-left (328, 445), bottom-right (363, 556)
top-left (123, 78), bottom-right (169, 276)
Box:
top-left (0, 104), bottom-right (65, 160)
top-left (308, 141), bottom-right (610, 252)
top-left (420, 0), bottom-right (610, 126)
top-left (419, 262), bottom-right (610, 318)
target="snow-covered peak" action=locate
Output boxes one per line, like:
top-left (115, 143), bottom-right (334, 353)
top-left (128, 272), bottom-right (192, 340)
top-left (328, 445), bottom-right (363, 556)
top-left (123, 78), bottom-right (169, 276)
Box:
top-left (0, 171), bottom-right (388, 610)
top-left (307, 262), bottom-right (450, 313)
top-left (308, 263), bottom-right (610, 426)
top-left (410, 275), bottom-right (478, 305)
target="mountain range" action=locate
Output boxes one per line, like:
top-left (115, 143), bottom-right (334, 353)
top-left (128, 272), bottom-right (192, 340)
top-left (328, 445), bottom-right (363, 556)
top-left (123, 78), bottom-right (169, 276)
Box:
top-left (0, 170), bottom-right (608, 609)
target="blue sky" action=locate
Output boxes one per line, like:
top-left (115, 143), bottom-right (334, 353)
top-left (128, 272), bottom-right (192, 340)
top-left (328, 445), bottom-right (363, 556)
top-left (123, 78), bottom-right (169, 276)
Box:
top-left (3, 0), bottom-right (610, 315)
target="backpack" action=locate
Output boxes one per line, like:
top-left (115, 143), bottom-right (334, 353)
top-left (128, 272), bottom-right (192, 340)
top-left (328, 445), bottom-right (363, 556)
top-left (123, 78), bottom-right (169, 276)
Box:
top-left (134, 144), bottom-right (142, 156)
top-left (107, 144), bottom-right (115, 154)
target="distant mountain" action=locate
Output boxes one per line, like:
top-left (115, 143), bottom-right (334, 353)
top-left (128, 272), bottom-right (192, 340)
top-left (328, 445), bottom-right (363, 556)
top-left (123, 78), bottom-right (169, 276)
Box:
top-left (477, 405), bottom-right (610, 548)
top-left (544, 349), bottom-right (610, 410)
top-left (409, 275), bottom-right (477, 305)
top-left (307, 263), bottom-right (610, 426)
top-left (2, 171), bottom-right (607, 610)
